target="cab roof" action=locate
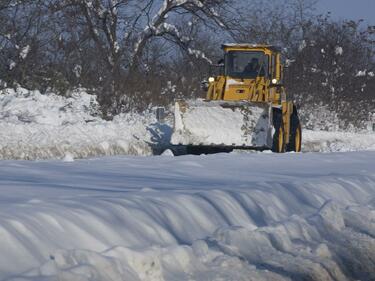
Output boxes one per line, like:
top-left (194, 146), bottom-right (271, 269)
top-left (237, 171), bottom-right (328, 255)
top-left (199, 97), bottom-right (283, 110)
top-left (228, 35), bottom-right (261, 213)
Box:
top-left (222, 43), bottom-right (282, 53)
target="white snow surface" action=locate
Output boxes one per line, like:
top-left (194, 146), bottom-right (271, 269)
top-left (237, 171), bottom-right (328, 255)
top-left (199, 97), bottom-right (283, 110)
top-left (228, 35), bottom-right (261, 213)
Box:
top-left (303, 130), bottom-right (375, 152)
top-left (1, 152), bottom-right (375, 281)
top-left (19, 45), bottom-right (31, 59)
top-left (0, 87), bottom-right (165, 160)
top-left (171, 100), bottom-right (272, 148)
top-left (0, 87), bottom-right (374, 161)
top-left (1, 87), bottom-right (375, 280)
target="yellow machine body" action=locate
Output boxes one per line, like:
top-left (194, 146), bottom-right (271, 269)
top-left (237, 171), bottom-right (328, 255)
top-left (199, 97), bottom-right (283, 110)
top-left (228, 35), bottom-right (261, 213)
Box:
top-left (171, 44), bottom-right (302, 153)
top-left (208, 45), bottom-right (281, 102)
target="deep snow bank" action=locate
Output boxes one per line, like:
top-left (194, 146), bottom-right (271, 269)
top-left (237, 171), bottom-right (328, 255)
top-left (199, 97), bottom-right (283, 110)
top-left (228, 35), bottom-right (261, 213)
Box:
top-left (1, 152), bottom-right (375, 280)
top-left (171, 100), bottom-right (272, 147)
top-left (0, 87), bottom-right (374, 160)
top-left (0, 87), bottom-right (169, 159)
top-left (303, 129), bottom-right (375, 152)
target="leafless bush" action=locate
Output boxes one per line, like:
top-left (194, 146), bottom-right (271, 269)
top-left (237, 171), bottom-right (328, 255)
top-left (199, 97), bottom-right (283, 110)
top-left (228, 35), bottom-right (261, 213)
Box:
top-left (285, 16), bottom-right (375, 128)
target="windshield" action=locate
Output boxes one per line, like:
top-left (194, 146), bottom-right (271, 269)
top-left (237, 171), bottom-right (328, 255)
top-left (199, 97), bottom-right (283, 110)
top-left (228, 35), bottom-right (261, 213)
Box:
top-left (225, 51), bottom-right (268, 79)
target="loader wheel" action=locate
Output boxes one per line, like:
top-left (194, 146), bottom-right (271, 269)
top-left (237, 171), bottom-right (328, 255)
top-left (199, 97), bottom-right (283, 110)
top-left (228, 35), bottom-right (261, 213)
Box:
top-left (287, 110), bottom-right (302, 152)
top-left (272, 110), bottom-right (285, 153)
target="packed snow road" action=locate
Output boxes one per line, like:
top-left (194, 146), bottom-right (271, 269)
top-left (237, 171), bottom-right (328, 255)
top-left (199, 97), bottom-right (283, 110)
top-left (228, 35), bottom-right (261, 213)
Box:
top-left (1, 152), bottom-right (375, 281)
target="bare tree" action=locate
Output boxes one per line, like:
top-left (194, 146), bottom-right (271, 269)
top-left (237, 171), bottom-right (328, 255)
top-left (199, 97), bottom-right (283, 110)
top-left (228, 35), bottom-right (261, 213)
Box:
top-left (286, 16), bottom-right (375, 128)
top-left (47, 0), bottom-right (230, 111)
top-left (2, 0), bottom-right (372, 128)
top-left (0, 1), bottom-right (50, 88)
top-left (231, 0), bottom-right (318, 50)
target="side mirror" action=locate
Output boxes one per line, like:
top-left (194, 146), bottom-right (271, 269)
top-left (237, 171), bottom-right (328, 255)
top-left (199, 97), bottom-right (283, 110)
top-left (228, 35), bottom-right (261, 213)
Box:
top-left (201, 80), bottom-right (209, 91)
top-left (209, 61), bottom-right (224, 77)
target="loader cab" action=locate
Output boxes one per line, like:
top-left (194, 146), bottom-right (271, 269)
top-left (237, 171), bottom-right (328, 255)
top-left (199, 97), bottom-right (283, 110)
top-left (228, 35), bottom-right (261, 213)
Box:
top-left (206, 44), bottom-right (284, 102)
top-left (222, 44), bottom-right (283, 82)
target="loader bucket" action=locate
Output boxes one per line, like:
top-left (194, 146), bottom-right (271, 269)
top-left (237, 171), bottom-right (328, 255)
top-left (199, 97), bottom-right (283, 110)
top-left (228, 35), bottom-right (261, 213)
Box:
top-left (171, 99), bottom-right (273, 149)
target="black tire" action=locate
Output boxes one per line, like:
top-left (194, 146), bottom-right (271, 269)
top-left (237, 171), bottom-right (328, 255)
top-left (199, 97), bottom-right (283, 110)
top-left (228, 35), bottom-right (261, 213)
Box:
top-left (287, 108), bottom-right (302, 152)
top-left (272, 109), bottom-right (285, 153)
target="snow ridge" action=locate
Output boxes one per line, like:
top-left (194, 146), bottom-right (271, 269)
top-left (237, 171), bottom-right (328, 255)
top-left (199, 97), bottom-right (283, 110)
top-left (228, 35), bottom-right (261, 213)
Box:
top-left (1, 152), bottom-right (375, 280)
top-left (0, 87), bottom-right (166, 159)
top-left (0, 87), bottom-right (374, 160)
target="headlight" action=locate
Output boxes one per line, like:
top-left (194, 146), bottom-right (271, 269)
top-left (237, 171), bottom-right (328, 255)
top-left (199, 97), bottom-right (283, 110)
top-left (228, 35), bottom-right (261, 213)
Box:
top-left (208, 77), bottom-right (215, 83)
top-left (272, 79), bottom-right (278, 84)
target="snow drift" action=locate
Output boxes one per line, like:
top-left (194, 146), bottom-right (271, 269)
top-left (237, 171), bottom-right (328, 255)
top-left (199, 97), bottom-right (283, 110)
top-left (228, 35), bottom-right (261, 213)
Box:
top-left (0, 87), bottom-right (374, 160)
top-left (1, 152), bottom-right (375, 280)
top-left (171, 100), bottom-right (272, 148)
top-left (303, 130), bottom-right (375, 152)
top-left (0, 87), bottom-right (169, 160)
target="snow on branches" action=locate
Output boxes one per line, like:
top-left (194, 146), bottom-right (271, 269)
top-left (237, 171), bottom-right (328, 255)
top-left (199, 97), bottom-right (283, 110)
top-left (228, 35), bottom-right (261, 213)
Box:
top-left (132, 0), bottom-right (225, 66)
top-left (56, 0), bottom-right (226, 76)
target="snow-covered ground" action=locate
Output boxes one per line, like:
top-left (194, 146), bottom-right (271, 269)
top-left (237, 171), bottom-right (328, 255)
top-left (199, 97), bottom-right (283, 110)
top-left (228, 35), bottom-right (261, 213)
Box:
top-left (303, 130), bottom-right (375, 152)
top-left (0, 87), bottom-right (374, 160)
top-left (1, 152), bottom-right (375, 281)
top-left (1, 87), bottom-right (375, 280)
top-left (0, 88), bottom-right (167, 160)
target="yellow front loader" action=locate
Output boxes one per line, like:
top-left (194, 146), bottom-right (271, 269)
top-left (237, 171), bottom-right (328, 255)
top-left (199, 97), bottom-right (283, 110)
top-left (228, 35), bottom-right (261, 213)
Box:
top-left (171, 44), bottom-right (302, 153)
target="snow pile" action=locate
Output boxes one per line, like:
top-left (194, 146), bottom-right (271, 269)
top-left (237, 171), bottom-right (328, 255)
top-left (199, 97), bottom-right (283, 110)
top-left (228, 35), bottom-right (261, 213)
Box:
top-left (171, 100), bottom-right (272, 148)
top-left (0, 87), bottom-right (101, 126)
top-left (0, 87), bottom-right (374, 160)
top-left (299, 104), bottom-right (341, 131)
top-left (0, 87), bottom-right (169, 160)
top-left (303, 130), bottom-right (375, 152)
top-left (1, 152), bottom-right (375, 280)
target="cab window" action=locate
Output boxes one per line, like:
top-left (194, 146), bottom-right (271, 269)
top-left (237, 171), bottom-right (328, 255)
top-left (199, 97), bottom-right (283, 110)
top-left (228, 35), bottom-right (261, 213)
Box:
top-left (225, 51), bottom-right (269, 79)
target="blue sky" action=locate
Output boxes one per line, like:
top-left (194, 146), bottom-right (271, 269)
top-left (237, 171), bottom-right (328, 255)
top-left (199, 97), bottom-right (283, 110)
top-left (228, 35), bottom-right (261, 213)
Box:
top-left (316, 0), bottom-right (375, 24)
